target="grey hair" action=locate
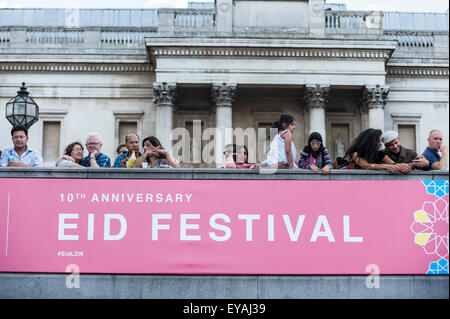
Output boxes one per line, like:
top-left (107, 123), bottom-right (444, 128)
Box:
top-left (429, 129), bottom-right (442, 137)
top-left (85, 132), bottom-right (103, 144)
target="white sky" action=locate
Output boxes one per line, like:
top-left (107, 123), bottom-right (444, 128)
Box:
top-left (0, 0), bottom-right (448, 12)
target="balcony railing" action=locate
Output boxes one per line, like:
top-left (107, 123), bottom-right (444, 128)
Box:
top-left (0, 167), bottom-right (447, 181)
top-left (173, 9), bottom-right (215, 27)
top-left (26, 28), bottom-right (84, 44)
top-left (325, 10), bottom-right (367, 30)
top-left (100, 29), bottom-right (157, 45)
top-left (0, 30), bottom-right (10, 43)
top-left (384, 31), bottom-right (434, 48)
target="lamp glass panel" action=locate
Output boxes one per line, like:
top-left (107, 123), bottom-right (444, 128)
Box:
top-left (15, 115), bottom-right (25, 124)
top-left (6, 103), bottom-right (13, 117)
top-left (27, 103), bottom-right (37, 116)
top-left (15, 102), bottom-right (26, 115)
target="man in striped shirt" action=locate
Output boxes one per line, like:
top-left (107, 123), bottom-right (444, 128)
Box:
top-left (0, 124), bottom-right (43, 168)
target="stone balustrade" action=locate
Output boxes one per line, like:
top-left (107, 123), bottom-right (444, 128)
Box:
top-left (25, 28), bottom-right (84, 44)
top-left (173, 8), bottom-right (216, 27)
top-left (384, 31), bottom-right (434, 48)
top-left (325, 10), bottom-right (368, 30)
top-left (100, 29), bottom-right (157, 45)
top-left (0, 30), bottom-right (10, 43)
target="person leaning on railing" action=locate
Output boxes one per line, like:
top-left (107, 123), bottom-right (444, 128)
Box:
top-left (55, 142), bottom-right (85, 168)
top-left (381, 130), bottom-right (429, 170)
top-left (132, 136), bottom-right (179, 169)
top-left (225, 144), bottom-right (260, 170)
top-left (80, 132), bottom-right (111, 168)
top-left (421, 129), bottom-right (448, 170)
top-left (0, 124), bottom-right (43, 168)
top-left (343, 128), bottom-right (411, 174)
top-left (260, 114), bottom-right (298, 169)
top-left (113, 134), bottom-right (142, 168)
top-left (298, 132), bottom-right (333, 175)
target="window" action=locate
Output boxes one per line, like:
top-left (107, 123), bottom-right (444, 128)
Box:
top-left (118, 122), bottom-right (138, 145)
top-left (391, 113), bottom-right (422, 153)
top-left (398, 124), bottom-right (416, 151)
top-left (113, 111), bottom-right (144, 152)
top-left (42, 121), bottom-right (61, 167)
top-left (38, 110), bottom-right (67, 168)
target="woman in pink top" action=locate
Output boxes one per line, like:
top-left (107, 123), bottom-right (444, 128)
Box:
top-left (235, 145), bottom-right (260, 170)
top-left (225, 144), bottom-right (260, 170)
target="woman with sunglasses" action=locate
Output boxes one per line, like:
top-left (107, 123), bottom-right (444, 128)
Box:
top-left (55, 142), bottom-right (85, 168)
top-left (298, 132), bottom-right (332, 174)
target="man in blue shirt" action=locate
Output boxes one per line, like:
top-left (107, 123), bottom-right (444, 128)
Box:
top-left (80, 132), bottom-right (111, 168)
top-left (0, 125), bottom-right (43, 167)
top-left (422, 129), bottom-right (448, 170)
top-left (113, 134), bottom-right (142, 168)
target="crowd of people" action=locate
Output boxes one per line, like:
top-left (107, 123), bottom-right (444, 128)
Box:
top-left (0, 116), bottom-right (448, 173)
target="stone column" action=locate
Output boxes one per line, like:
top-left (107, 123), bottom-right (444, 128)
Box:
top-left (212, 83), bottom-right (236, 167)
top-left (362, 85), bottom-right (389, 131)
top-left (305, 84), bottom-right (330, 142)
top-left (153, 82), bottom-right (177, 152)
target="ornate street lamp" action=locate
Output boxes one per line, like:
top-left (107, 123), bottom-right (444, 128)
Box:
top-left (5, 82), bottom-right (39, 129)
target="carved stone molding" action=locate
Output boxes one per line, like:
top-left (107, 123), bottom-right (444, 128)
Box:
top-left (151, 48), bottom-right (391, 61)
top-left (211, 83), bottom-right (237, 107)
top-left (361, 85), bottom-right (390, 110)
top-left (153, 82), bottom-right (177, 106)
top-left (386, 66), bottom-right (449, 77)
top-left (305, 84), bottom-right (330, 108)
top-left (0, 63), bottom-right (153, 73)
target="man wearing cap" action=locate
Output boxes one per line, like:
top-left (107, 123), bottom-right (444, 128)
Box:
top-left (382, 130), bottom-right (429, 170)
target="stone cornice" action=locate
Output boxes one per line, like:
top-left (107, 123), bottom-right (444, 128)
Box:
top-left (0, 62), bottom-right (153, 73)
top-left (150, 47), bottom-right (392, 61)
top-left (386, 66), bottom-right (449, 77)
top-left (147, 38), bottom-right (397, 62)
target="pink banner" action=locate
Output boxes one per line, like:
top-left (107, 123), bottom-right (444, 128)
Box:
top-left (0, 178), bottom-right (448, 275)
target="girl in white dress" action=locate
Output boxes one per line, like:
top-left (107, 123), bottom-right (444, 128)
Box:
top-left (263, 114), bottom-right (298, 169)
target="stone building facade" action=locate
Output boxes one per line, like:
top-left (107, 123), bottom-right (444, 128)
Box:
top-left (0, 0), bottom-right (448, 167)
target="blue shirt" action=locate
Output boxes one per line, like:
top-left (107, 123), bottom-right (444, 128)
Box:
top-left (80, 152), bottom-right (111, 167)
top-left (113, 151), bottom-right (142, 168)
top-left (0, 147), bottom-right (43, 167)
top-left (422, 147), bottom-right (441, 168)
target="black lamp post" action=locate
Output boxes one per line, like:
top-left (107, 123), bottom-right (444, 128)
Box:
top-left (5, 82), bottom-right (39, 129)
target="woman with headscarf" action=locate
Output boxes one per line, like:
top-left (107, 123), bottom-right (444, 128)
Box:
top-left (298, 132), bottom-right (333, 174)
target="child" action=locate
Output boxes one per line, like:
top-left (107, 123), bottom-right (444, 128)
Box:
top-left (262, 114), bottom-right (298, 169)
top-left (299, 132), bottom-right (332, 174)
